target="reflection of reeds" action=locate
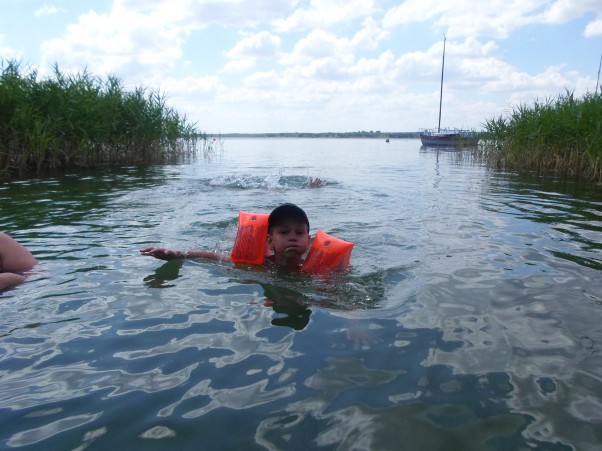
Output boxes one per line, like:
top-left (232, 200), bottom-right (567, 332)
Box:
top-left (0, 60), bottom-right (211, 178)
top-left (481, 91), bottom-right (602, 183)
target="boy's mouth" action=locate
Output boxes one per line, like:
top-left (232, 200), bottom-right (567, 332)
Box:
top-left (284, 245), bottom-right (303, 253)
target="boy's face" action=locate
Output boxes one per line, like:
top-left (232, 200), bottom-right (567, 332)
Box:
top-left (267, 219), bottom-right (310, 266)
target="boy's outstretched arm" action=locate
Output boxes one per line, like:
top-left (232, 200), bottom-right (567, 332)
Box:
top-left (140, 247), bottom-right (228, 262)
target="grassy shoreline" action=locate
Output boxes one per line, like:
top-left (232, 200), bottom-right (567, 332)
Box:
top-left (1, 60), bottom-right (207, 179)
top-left (481, 91), bottom-right (602, 183)
top-left (3, 60), bottom-right (600, 184)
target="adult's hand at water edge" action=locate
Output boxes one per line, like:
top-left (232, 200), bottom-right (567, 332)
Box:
top-left (0, 273), bottom-right (26, 291)
top-left (0, 232), bottom-right (37, 272)
top-left (0, 232), bottom-right (37, 291)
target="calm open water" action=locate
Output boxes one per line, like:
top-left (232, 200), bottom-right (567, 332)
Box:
top-left (1, 138), bottom-right (601, 450)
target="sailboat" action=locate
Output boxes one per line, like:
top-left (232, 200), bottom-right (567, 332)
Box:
top-left (420, 36), bottom-right (478, 147)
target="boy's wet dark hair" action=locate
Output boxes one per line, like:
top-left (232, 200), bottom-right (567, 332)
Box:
top-left (268, 203), bottom-right (310, 233)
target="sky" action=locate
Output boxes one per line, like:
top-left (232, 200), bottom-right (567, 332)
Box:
top-left (1, 0), bottom-right (601, 134)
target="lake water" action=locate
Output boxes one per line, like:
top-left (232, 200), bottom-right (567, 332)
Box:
top-left (1, 138), bottom-right (601, 450)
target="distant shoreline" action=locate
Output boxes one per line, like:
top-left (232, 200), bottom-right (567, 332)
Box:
top-left (208, 132), bottom-right (420, 139)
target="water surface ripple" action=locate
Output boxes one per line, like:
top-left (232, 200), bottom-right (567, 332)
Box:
top-left (1, 139), bottom-right (601, 450)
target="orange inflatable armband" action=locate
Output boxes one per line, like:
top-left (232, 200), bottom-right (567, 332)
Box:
top-left (230, 211), bottom-right (269, 265)
top-left (301, 230), bottom-right (354, 274)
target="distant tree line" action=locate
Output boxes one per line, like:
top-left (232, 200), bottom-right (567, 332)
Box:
top-left (211, 131), bottom-right (420, 139)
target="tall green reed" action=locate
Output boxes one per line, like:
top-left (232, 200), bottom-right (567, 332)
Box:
top-left (481, 90), bottom-right (602, 183)
top-left (0, 60), bottom-right (211, 178)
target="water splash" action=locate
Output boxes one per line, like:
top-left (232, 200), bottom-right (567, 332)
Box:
top-left (207, 174), bottom-right (326, 191)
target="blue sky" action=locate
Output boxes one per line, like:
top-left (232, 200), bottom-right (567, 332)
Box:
top-left (1, 0), bottom-right (601, 133)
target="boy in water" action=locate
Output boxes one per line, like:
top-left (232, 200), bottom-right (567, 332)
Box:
top-left (140, 203), bottom-right (311, 269)
top-left (0, 232), bottom-right (38, 291)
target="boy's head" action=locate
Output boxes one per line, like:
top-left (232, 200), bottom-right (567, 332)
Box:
top-left (267, 204), bottom-right (311, 267)
top-left (268, 203), bottom-right (310, 233)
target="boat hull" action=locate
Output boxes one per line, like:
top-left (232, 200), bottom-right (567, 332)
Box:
top-left (420, 129), bottom-right (478, 147)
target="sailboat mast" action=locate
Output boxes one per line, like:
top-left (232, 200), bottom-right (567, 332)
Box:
top-left (437, 35), bottom-right (446, 133)
top-left (596, 54), bottom-right (602, 94)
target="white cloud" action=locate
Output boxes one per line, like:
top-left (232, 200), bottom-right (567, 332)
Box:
top-left (541, 0), bottom-right (602, 24)
top-left (0, 35), bottom-right (21, 61)
top-left (12, 0), bottom-right (599, 133)
top-left (183, 0), bottom-right (300, 28)
top-left (584, 18), bottom-right (602, 36)
top-left (504, 69), bottom-right (579, 106)
top-left (291, 29), bottom-right (348, 61)
top-left (225, 31), bottom-right (281, 59)
top-left (161, 74), bottom-right (224, 98)
top-left (272, 0), bottom-right (377, 32)
top-left (222, 31), bottom-right (282, 74)
top-left (383, 0), bottom-right (602, 39)
top-left (350, 17), bottom-right (389, 51)
top-left (39, 3), bottom-right (193, 77)
top-left (279, 27), bottom-right (372, 69)
top-left (37, 0), bottom-right (297, 78)
top-left (34, 4), bottom-right (65, 17)
top-left (40, 10), bottom-right (135, 75)
top-left (222, 58), bottom-right (256, 73)
top-left (382, 0), bottom-right (445, 27)
top-left (383, 0), bottom-right (547, 39)
top-left (350, 50), bottom-right (396, 77)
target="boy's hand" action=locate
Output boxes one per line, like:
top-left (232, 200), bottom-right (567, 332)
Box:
top-left (140, 247), bottom-right (184, 261)
top-left (308, 177), bottom-right (322, 187)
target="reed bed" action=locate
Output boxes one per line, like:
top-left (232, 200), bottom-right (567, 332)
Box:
top-left (481, 91), bottom-right (602, 183)
top-left (0, 60), bottom-right (211, 179)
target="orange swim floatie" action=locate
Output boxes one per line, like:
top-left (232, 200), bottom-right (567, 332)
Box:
top-left (230, 211), bottom-right (354, 272)
top-left (230, 211), bottom-right (269, 265)
top-left (301, 229), bottom-right (354, 274)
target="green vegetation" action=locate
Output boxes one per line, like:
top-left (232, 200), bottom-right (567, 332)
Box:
top-left (482, 91), bottom-right (602, 183)
top-left (0, 60), bottom-right (210, 179)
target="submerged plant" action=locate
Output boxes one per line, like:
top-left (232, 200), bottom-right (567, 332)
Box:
top-left (0, 60), bottom-right (210, 178)
top-left (481, 90), bottom-right (602, 183)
